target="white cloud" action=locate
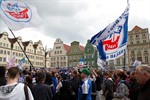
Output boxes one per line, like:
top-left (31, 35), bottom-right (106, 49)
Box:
top-left (0, 0), bottom-right (150, 49)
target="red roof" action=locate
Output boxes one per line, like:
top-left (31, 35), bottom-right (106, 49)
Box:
top-left (63, 44), bottom-right (70, 52)
top-left (131, 25), bottom-right (142, 31)
top-left (80, 45), bottom-right (84, 52)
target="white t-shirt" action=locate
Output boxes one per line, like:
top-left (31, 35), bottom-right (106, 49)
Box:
top-left (82, 79), bottom-right (90, 94)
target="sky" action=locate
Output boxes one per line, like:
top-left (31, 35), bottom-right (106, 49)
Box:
top-left (0, 0), bottom-right (150, 49)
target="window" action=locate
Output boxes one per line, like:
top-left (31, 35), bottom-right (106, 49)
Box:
top-left (144, 49), bottom-right (148, 53)
top-left (145, 56), bottom-right (148, 63)
top-left (3, 57), bottom-right (6, 62)
top-left (117, 59), bottom-right (120, 65)
top-left (136, 35), bottom-right (139, 37)
top-left (0, 57), bottom-right (2, 62)
top-left (143, 40), bottom-right (146, 43)
top-left (131, 50), bottom-right (134, 53)
top-left (136, 41), bottom-right (140, 44)
top-left (3, 43), bottom-right (5, 47)
top-left (7, 51), bottom-right (10, 55)
top-left (56, 46), bottom-right (61, 49)
top-left (0, 50), bottom-right (3, 54)
top-left (87, 48), bottom-right (91, 53)
top-left (4, 50), bottom-right (6, 54)
top-left (137, 57), bottom-right (142, 62)
top-left (122, 58), bottom-right (125, 65)
top-left (130, 36), bottom-right (133, 38)
top-left (130, 42), bottom-right (133, 44)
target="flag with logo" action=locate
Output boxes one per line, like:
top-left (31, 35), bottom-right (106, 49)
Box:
top-left (18, 57), bottom-right (26, 69)
top-left (0, 0), bottom-right (41, 31)
top-left (90, 4), bottom-right (129, 66)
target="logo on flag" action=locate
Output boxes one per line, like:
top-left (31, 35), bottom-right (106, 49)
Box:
top-left (0, 0), bottom-right (41, 31)
top-left (1, 1), bottom-right (32, 22)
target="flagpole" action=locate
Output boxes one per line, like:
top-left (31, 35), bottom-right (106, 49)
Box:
top-left (123, 49), bottom-right (126, 70)
top-left (8, 28), bottom-right (36, 71)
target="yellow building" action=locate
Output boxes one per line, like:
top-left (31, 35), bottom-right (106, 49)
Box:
top-left (0, 32), bottom-right (46, 69)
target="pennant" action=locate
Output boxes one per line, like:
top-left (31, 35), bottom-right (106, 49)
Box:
top-left (90, 4), bottom-right (129, 64)
top-left (0, 0), bottom-right (41, 31)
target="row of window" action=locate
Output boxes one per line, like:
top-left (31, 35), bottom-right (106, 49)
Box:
top-left (51, 56), bottom-right (66, 61)
top-left (54, 50), bottom-right (62, 54)
top-left (130, 50), bottom-right (148, 53)
top-left (0, 42), bottom-right (9, 48)
top-left (51, 62), bottom-right (66, 67)
top-left (129, 40), bottom-right (147, 44)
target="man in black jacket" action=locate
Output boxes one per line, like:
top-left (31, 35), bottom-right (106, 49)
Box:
top-left (135, 65), bottom-right (150, 100)
top-left (31, 72), bottom-right (53, 100)
top-left (70, 70), bottom-right (79, 100)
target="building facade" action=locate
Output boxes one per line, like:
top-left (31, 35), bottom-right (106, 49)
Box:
top-left (0, 32), bottom-right (46, 68)
top-left (49, 38), bottom-right (70, 68)
top-left (68, 41), bottom-right (84, 67)
top-left (127, 25), bottom-right (150, 66)
top-left (1, 25), bottom-right (150, 69)
top-left (84, 40), bottom-right (98, 68)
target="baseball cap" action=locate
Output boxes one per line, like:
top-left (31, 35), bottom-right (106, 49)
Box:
top-left (81, 68), bottom-right (90, 75)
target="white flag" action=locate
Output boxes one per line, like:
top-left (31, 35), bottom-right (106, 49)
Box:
top-left (0, 0), bottom-right (41, 31)
top-left (90, 4), bottom-right (129, 61)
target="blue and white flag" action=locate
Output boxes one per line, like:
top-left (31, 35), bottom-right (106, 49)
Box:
top-left (0, 0), bottom-right (41, 31)
top-left (90, 4), bottom-right (129, 66)
top-left (18, 57), bottom-right (26, 70)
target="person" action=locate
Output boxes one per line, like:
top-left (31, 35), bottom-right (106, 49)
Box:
top-left (25, 74), bottom-right (34, 90)
top-left (103, 71), bottom-right (114, 100)
top-left (31, 72), bottom-right (53, 100)
top-left (78, 68), bottom-right (92, 100)
top-left (70, 70), bottom-right (79, 100)
top-left (91, 69), bottom-right (103, 100)
top-left (56, 73), bottom-right (71, 100)
top-left (0, 67), bottom-right (34, 100)
top-left (128, 71), bottom-right (140, 100)
top-left (0, 66), bottom-right (6, 86)
top-left (114, 71), bottom-right (129, 100)
top-left (135, 65), bottom-right (150, 100)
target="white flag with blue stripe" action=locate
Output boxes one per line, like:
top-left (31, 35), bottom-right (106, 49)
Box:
top-left (90, 4), bottom-right (129, 66)
top-left (0, 0), bottom-right (41, 31)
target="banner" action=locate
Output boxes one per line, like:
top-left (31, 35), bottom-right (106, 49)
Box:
top-left (0, 0), bottom-right (41, 31)
top-left (90, 4), bottom-right (129, 66)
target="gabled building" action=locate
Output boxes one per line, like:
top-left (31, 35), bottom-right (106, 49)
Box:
top-left (67, 41), bottom-right (84, 67)
top-left (84, 40), bottom-right (98, 68)
top-left (50, 38), bottom-right (70, 68)
top-left (0, 32), bottom-right (12, 66)
top-left (33, 40), bottom-right (45, 68)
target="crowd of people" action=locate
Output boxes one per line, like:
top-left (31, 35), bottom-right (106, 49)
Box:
top-left (0, 65), bottom-right (150, 100)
